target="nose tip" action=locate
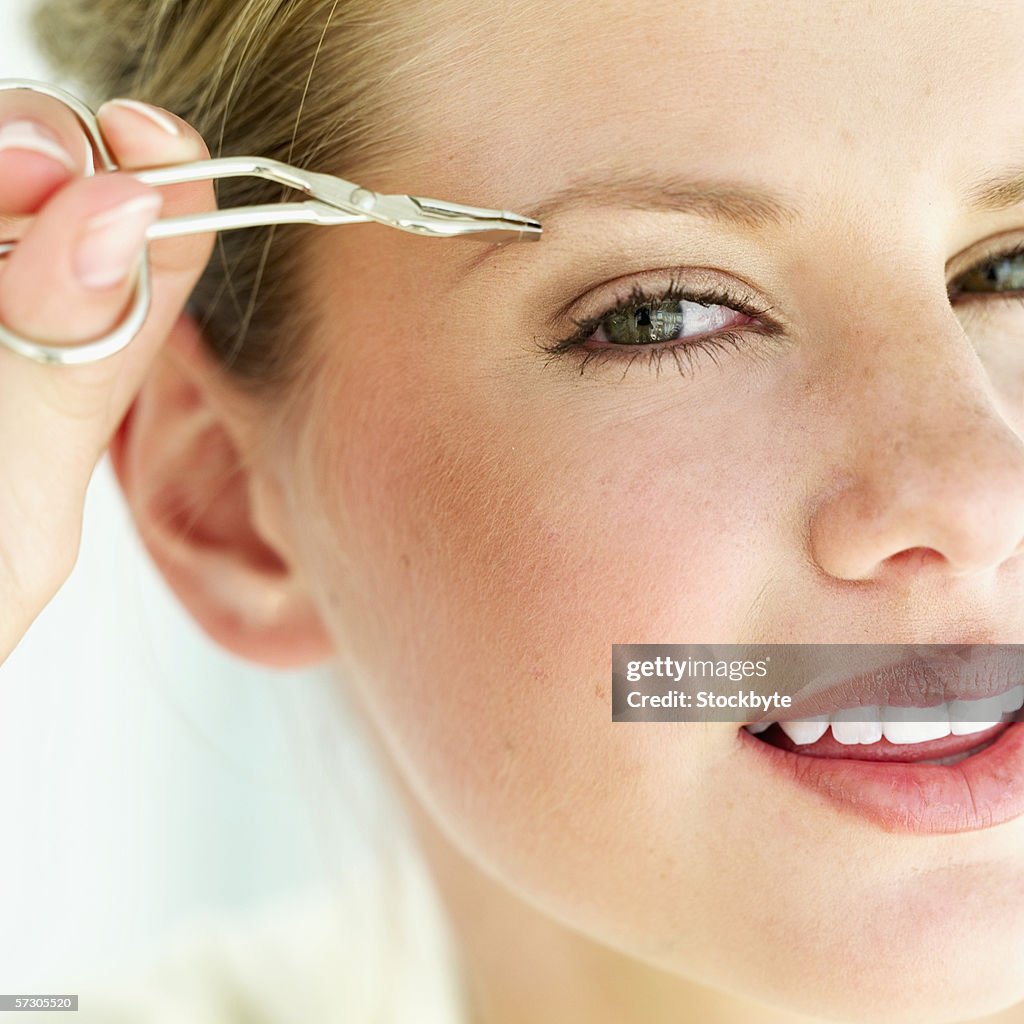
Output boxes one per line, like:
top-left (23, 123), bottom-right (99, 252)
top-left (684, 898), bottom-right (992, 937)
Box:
top-left (809, 415), bottom-right (1024, 585)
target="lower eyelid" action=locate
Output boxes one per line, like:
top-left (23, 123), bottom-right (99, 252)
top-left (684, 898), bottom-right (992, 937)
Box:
top-left (554, 326), bottom-right (784, 381)
top-left (950, 290), bottom-right (1024, 311)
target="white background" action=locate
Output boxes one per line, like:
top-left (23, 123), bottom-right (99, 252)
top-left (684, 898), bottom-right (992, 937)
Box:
top-left (0, 0), bottom-right (380, 992)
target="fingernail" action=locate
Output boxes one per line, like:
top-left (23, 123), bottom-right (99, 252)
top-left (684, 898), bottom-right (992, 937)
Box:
top-left (100, 98), bottom-right (181, 137)
top-left (73, 192), bottom-right (163, 290)
top-left (0, 119), bottom-right (76, 171)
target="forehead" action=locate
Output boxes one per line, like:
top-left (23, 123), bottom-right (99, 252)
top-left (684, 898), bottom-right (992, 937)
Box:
top-left (413, 0), bottom-right (1024, 224)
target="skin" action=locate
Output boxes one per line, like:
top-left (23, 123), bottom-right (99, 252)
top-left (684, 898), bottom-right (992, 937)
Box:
top-left (5, 0), bottom-right (1024, 1021)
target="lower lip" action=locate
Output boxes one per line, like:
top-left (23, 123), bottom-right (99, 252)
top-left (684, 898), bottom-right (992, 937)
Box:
top-left (739, 720), bottom-right (1024, 834)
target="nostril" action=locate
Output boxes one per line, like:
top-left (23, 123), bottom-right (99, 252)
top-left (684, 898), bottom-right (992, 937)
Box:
top-left (884, 547), bottom-right (947, 573)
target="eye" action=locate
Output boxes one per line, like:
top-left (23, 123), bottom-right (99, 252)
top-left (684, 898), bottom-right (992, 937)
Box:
top-left (538, 272), bottom-right (785, 379)
top-left (949, 241), bottom-right (1024, 298)
top-left (581, 286), bottom-right (749, 346)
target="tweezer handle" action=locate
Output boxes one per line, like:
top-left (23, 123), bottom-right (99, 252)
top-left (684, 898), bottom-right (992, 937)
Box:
top-left (133, 156), bottom-right (366, 240)
top-left (143, 202), bottom-right (368, 241)
top-left (133, 155), bottom-right (307, 190)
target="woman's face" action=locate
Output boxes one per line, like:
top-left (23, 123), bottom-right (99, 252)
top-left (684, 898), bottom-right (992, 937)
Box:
top-left (267, 0), bottom-right (1024, 1018)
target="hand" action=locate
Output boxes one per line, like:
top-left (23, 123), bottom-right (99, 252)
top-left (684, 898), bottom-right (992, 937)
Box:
top-left (0, 89), bottom-right (215, 662)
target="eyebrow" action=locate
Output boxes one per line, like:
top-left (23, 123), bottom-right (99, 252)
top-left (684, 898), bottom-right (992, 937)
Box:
top-left (523, 169), bottom-right (800, 231)
top-left (459, 163), bottom-right (1024, 273)
top-left (965, 164), bottom-right (1024, 213)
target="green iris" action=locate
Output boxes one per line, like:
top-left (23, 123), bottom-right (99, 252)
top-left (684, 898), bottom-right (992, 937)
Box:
top-left (602, 302), bottom-right (688, 345)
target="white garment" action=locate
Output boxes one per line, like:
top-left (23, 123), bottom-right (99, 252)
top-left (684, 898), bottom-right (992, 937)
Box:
top-left (23, 844), bottom-right (471, 1024)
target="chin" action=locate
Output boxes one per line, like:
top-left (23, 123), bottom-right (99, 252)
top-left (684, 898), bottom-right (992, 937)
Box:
top-left (755, 917), bottom-right (1024, 1024)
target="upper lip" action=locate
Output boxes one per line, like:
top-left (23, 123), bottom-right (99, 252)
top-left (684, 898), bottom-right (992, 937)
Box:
top-left (751, 644), bottom-right (1024, 722)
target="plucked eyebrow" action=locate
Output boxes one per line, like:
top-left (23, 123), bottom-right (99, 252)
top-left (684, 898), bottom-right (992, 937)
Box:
top-left (458, 163), bottom-right (1024, 274)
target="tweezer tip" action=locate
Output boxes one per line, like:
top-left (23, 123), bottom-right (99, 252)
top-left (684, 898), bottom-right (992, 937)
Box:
top-left (408, 196), bottom-right (541, 238)
top-left (495, 212), bottom-right (542, 240)
top-left (514, 224), bottom-right (543, 241)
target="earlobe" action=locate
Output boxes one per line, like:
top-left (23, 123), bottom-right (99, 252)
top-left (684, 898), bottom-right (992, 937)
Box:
top-left (108, 311), bottom-right (334, 669)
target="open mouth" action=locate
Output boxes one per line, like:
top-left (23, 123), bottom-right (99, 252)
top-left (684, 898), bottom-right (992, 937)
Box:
top-left (738, 691), bottom-right (1024, 834)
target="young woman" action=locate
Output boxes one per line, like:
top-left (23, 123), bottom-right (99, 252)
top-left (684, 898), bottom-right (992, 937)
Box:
top-left (3, 0), bottom-right (1024, 1020)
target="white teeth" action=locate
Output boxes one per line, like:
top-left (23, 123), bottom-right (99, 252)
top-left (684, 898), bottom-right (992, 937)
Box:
top-left (948, 694), bottom-right (1004, 735)
top-left (949, 719), bottom-right (1001, 736)
top-left (777, 716), bottom-right (829, 745)
top-left (829, 706), bottom-right (883, 745)
top-left (749, 691), bottom-right (1021, 746)
top-left (881, 704), bottom-right (950, 744)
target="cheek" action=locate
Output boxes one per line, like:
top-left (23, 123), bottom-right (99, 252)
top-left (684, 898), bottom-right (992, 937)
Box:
top-left (305, 341), bottom-right (789, 856)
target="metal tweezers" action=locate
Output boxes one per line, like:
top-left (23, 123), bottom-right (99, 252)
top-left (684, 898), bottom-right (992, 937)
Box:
top-left (0, 79), bottom-right (542, 366)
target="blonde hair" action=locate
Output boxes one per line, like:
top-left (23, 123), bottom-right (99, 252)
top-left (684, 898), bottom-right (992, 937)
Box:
top-left (30, 0), bottom-right (440, 400)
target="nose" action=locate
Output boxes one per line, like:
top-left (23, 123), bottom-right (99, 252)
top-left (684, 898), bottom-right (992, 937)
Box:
top-left (808, 303), bottom-right (1024, 584)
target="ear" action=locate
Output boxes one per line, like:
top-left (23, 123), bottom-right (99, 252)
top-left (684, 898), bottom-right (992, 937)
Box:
top-left (108, 311), bottom-right (334, 669)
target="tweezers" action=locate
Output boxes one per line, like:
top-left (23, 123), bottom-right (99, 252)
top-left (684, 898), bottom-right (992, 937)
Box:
top-left (0, 78), bottom-right (542, 366)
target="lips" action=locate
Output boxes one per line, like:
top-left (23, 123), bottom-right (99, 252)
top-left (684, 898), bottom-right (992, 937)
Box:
top-left (737, 648), bottom-right (1024, 832)
top-left (739, 720), bottom-right (1024, 832)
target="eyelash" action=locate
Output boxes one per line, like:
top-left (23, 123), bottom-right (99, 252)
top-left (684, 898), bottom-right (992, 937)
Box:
top-left (540, 241), bottom-right (1024, 380)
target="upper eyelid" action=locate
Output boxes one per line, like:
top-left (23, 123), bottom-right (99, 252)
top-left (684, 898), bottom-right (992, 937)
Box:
top-left (559, 267), bottom-right (778, 331)
top-left (946, 230), bottom-right (1024, 277)
top-left (571, 287), bottom-right (767, 337)
top-left (947, 239), bottom-right (1024, 293)
top-left (544, 265), bottom-right (762, 328)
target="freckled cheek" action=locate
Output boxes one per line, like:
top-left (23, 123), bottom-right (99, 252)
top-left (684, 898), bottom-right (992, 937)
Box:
top-left (315, 370), bottom-right (774, 807)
